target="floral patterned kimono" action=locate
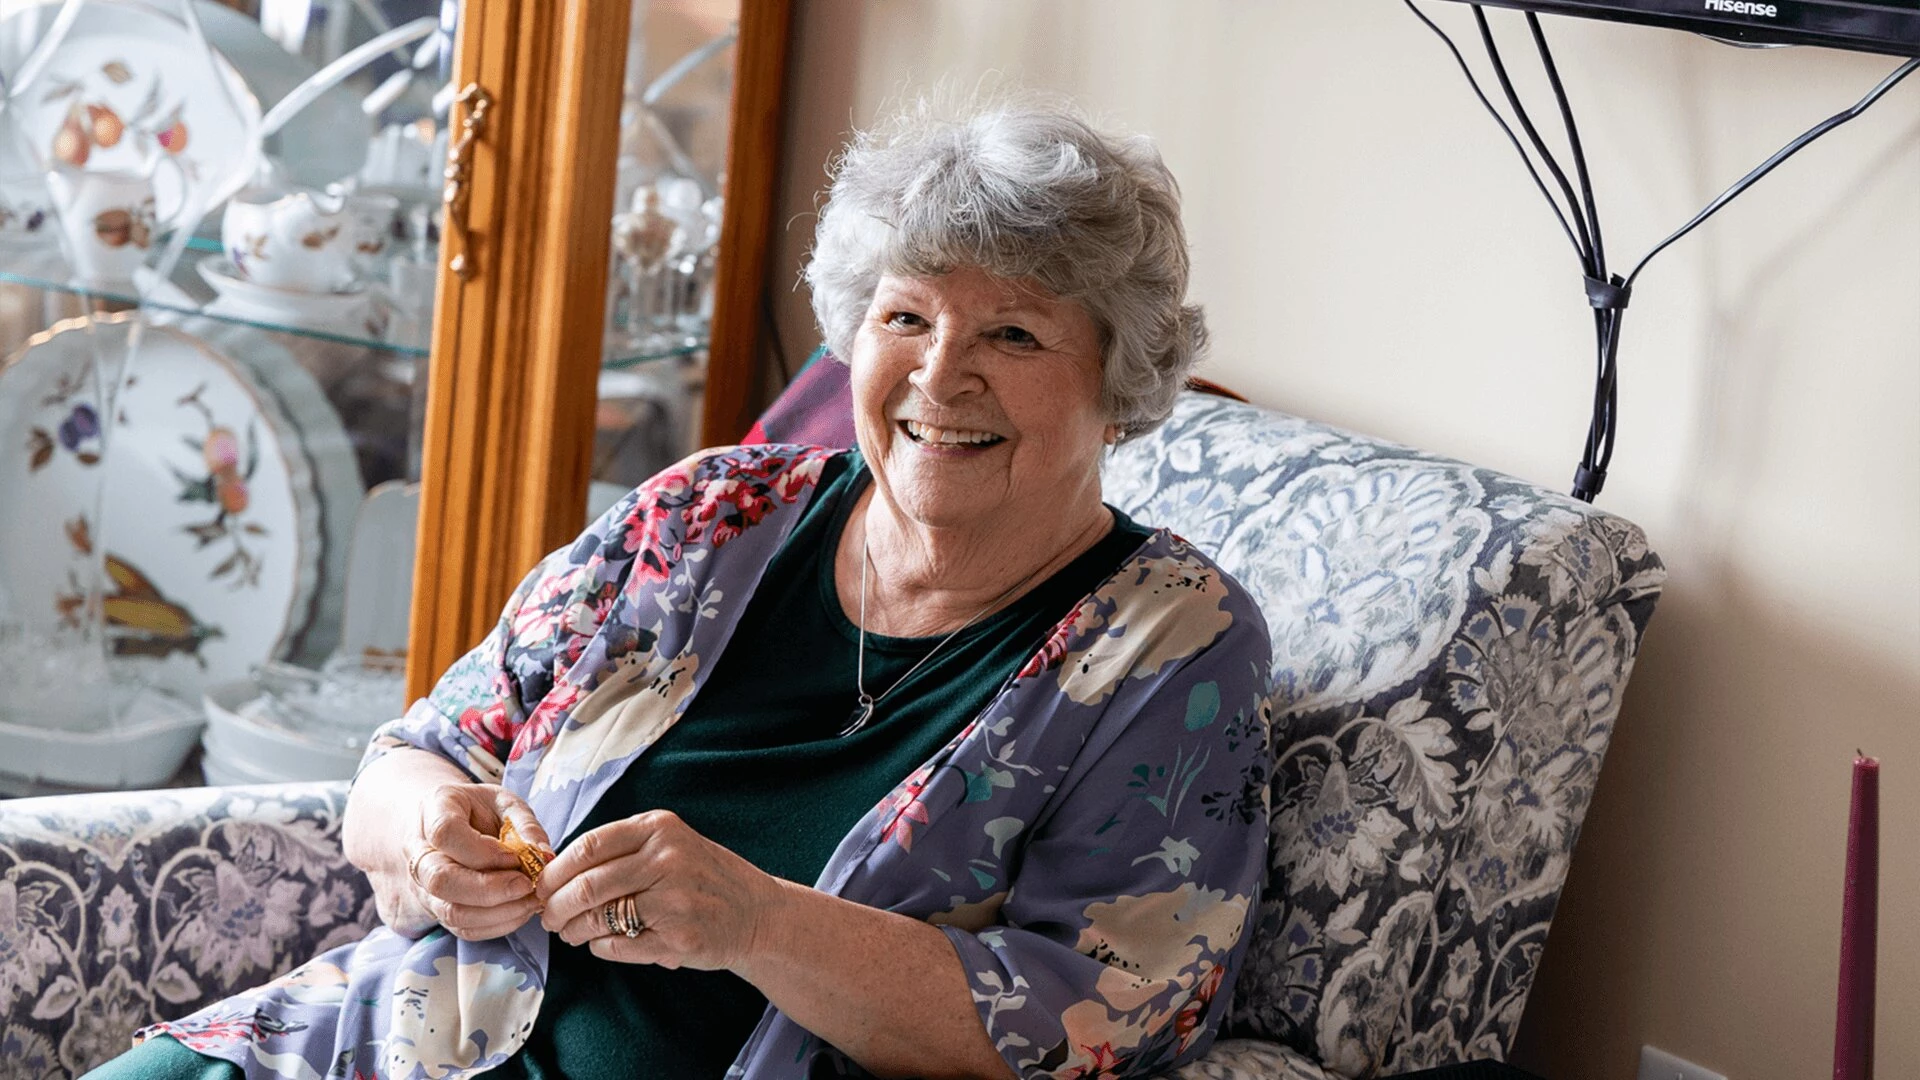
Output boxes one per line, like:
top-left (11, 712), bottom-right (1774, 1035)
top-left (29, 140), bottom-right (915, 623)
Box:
top-left (140, 444), bottom-right (1275, 1079)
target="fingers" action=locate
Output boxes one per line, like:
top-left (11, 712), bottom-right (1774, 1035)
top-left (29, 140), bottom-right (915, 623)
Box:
top-left (411, 848), bottom-right (537, 909)
top-left (541, 848), bottom-right (662, 933)
top-left (550, 883), bottom-right (655, 946)
top-left (389, 782), bottom-right (555, 942)
top-left (553, 908), bottom-right (603, 946)
top-left (371, 875), bottom-right (437, 939)
top-left (540, 809), bottom-right (678, 900)
top-left (553, 900), bottom-right (616, 946)
top-left (589, 930), bottom-right (678, 969)
top-left (423, 891), bottom-right (545, 942)
top-left (418, 785), bottom-right (519, 873)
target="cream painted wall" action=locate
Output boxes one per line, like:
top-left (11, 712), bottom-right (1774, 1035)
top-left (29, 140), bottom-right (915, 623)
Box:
top-left (763, 2), bottom-right (1920, 1077)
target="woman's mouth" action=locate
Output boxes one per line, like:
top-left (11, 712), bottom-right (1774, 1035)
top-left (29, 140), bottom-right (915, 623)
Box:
top-left (899, 419), bottom-right (1006, 451)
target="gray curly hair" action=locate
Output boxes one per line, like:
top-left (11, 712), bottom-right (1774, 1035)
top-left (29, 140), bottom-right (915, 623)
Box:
top-left (804, 97), bottom-right (1206, 443)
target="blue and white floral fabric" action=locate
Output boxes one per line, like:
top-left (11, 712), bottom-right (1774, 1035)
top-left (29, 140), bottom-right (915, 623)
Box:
top-left (1104, 393), bottom-right (1664, 1076)
top-left (0, 783), bottom-right (375, 1077)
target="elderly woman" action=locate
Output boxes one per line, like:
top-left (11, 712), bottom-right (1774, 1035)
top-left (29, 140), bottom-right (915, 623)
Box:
top-left (92, 100), bottom-right (1272, 1080)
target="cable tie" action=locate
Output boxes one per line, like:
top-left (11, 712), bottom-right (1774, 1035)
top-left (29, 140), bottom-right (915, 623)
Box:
top-left (1583, 274), bottom-right (1631, 311)
top-left (1572, 464), bottom-right (1608, 501)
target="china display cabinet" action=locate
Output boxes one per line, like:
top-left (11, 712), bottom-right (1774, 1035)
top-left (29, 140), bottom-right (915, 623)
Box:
top-left (0, 0), bottom-right (791, 794)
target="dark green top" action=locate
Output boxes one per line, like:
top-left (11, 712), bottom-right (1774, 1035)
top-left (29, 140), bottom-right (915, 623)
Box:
top-left (92, 450), bottom-right (1149, 1080)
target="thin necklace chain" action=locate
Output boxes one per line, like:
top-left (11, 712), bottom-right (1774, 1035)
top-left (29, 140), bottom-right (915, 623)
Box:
top-left (838, 516), bottom-right (1092, 738)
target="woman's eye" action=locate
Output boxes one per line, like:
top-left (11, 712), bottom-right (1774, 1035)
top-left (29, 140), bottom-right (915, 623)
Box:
top-left (884, 311), bottom-right (926, 330)
top-left (995, 326), bottom-right (1039, 348)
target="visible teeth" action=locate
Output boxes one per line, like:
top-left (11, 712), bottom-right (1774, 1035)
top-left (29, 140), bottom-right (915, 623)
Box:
top-left (905, 420), bottom-right (1000, 445)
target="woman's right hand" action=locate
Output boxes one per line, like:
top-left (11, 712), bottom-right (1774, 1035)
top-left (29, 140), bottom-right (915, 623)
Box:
top-left (374, 782), bottom-right (552, 941)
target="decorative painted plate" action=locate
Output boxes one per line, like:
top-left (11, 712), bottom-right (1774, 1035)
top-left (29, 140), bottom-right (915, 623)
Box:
top-left (0, 0), bottom-right (262, 221)
top-left (154, 310), bottom-right (365, 666)
top-left (0, 314), bottom-right (319, 710)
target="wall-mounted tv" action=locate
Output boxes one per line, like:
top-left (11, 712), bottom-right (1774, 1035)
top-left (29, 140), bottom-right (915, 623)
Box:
top-left (1441, 0), bottom-right (1920, 56)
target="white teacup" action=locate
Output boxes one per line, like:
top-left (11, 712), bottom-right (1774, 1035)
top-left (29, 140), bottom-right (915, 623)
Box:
top-left (222, 186), bottom-right (356, 292)
top-left (45, 166), bottom-right (182, 286)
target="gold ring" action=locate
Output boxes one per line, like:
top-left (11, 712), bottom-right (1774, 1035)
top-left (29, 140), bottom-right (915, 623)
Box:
top-left (407, 845), bottom-right (438, 891)
top-left (603, 901), bottom-right (620, 936)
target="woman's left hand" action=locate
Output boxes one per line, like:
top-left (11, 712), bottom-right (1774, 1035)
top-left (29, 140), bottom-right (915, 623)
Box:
top-left (536, 809), bottom-right (782, 972)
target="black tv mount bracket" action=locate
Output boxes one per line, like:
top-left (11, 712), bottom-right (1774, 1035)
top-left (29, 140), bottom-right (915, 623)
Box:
top-left (1407, 1), bottom-right (1917, 503)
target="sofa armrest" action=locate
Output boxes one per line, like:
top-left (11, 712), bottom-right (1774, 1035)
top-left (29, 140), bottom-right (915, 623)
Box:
top-left (0, 781), bottom-right (373, 1076)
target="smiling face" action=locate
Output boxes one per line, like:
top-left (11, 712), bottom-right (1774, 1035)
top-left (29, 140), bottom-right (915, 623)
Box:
top-left (850, 265), bottom-right (1114, 536)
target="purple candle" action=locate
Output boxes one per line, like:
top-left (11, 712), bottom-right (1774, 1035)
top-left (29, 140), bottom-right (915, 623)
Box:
top-left (1833, 753), bottom-right (1878, 1080)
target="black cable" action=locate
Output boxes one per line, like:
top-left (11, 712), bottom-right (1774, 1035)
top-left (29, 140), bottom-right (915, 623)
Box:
top-left (1580, 313), bottom-right (1611, 479)
top-left (1408, 3), bottom-right (1916, 503)
top-left (1523, 13), bottom-right (1621, 491)
top-left (1599, 323), bottom-right (1620, 473)
top-left (1527, 13), bottom-right (1605, 272)
top-left (1519, 11), bottom-right (1621, 480)
top-left (1401, 0), bottom-right (1589, 262)
top-left (1473, 6), bottom-right (1597, 270)
top-left (1587, 318), bottom-right (1615, 474)
top-left (1589, 52), bottom-right (1915, 492)
top-left (1475, 3), bottom-right (1620, 496)
top-left (1412, 1), bottom-right (1621, 497)
top-left (1626, 55), bottom-right (1919, 288)
top-left (1593, 308), bottom-right (1621, 472)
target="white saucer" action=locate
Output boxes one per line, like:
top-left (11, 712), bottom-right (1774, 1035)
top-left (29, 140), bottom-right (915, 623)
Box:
top-left (197, 256), bottom-right (371, 327)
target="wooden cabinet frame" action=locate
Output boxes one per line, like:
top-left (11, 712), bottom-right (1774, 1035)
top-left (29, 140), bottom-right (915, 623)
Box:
top-left (408, 0), bottom-right (794, 700)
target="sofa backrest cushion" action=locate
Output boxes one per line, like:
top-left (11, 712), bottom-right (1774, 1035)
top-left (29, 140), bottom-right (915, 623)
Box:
top-left (1103, 393), bottom-right (1663, 1075)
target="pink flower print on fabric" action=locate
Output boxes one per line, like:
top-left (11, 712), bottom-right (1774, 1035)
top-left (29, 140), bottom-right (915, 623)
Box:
top-left (1017, 603), bottom-right (1085, 682)
top-left (457, 699), bottom-right (515, 752)
top-left (511, 680), bottom-right (584, 762)
top-left (876, 766), bottom-right (934, 852)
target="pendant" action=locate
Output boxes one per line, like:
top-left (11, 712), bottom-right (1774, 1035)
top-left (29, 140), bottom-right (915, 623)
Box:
top-left (839, 695), bottom-right (876, 738)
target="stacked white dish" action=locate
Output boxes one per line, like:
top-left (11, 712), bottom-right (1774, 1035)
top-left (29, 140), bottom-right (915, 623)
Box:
top-left (0, 673), bottom-right (203, 792)
top-left (199, 482), bottom-right (415, 784)
top-left (201, 657), bottom-right (401, 784)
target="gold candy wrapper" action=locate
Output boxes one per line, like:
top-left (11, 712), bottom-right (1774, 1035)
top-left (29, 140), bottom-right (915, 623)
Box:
top-left (499, 818), bottom-right (553, 884)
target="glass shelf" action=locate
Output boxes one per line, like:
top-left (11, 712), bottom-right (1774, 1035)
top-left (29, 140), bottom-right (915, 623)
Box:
top-left (0, 241), bottom-right (427, 355)
top-left (0, 241), bottom-right (706, 368)
top-left (606, 333), bottom-right (707, 369)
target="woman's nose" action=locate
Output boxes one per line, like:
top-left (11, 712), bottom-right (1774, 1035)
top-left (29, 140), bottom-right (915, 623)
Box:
top-left (907, 331), bottom-right (983, 404)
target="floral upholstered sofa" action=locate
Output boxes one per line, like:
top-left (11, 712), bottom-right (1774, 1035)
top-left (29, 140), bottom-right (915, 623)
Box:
top-left (0, 391), bottom-right (1663, 1078)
